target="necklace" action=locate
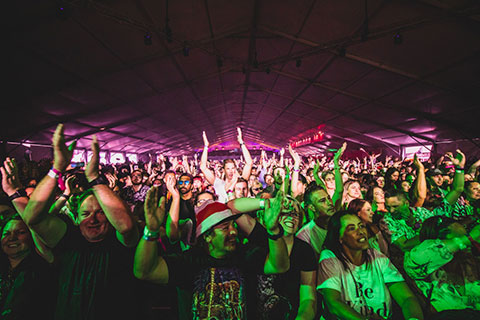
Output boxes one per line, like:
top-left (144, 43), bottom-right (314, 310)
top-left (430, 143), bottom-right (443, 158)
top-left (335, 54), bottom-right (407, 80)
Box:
top-left (207, 267), bottom-right (215, 318)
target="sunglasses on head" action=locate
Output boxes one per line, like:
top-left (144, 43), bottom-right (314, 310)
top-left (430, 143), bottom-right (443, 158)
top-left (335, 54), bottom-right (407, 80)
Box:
top-left (178, 180), bottom-right (191, 185)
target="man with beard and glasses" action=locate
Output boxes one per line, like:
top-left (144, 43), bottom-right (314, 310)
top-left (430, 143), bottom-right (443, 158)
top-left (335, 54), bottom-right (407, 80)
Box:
top-left (165, 173), bottom-right (196, 250)
top-left (120, 169), bottom-right (150, 210)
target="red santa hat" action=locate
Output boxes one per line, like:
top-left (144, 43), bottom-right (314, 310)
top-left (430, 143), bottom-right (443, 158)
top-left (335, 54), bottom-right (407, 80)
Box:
top-left (195, 200), bottom-right (238, 239)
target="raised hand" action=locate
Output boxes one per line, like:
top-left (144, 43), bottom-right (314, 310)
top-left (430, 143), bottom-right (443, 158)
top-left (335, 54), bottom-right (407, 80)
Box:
top-left (412, 153), bottom-right (424, 170)
top-left (52, 124), bottom-right (76, 173)
top-left (237, 127), bottom-right (244, 145)
top-left (334, 142), bottom-right (347, 165)
top-left (263, 191), bottom-right (284, 234)
top-left (202, 131), bottom-right (209, 148)
top-left (279, 147), bottom-right (285, 157)
top-left (105, 172), bottom-right (118, 190)
top-left (64, 175), bottom-right (77, 195)
top-left (1, 157), bottom-right (22, 196)
top-left (165, 174), bottom-right (179, 198)
top-left (85, 135), bottom-right (100, 183)
top-left (288, 145), bottom-right (300, 165)
top-left (144, 187), bottom-right (165, 231)
top-left (446, 149), bottom-right (466, 168)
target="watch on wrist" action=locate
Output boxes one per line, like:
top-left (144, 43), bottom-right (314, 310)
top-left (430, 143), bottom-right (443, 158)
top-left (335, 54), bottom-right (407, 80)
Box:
top-left (267, 225), bottom-right (284, 240)
top-left (88, 175), bottom-right (108, 189)
top-left (8, 189), bottom-right (28, 201)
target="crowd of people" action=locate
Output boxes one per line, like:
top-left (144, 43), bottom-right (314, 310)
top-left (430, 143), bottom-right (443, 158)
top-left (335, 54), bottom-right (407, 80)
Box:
top-left (1, 123), bottom-right (480, 320)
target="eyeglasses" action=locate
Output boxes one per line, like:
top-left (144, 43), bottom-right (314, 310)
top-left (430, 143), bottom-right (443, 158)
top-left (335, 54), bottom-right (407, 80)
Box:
top-left (252, 187), bottom-right (263, 191)
top-left (281, 211), bottom-right (300, 218)
top-left (177, 180), bottom-right (191, 185)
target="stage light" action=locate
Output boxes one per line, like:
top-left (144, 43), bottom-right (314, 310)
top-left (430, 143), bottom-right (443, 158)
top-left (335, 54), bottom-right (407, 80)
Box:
top-left (393, 32), bottom-right (403, 45)
top-left (296, 59), bottom-right (302, 68)
top-left (144, 32), bottom-right (152, 45)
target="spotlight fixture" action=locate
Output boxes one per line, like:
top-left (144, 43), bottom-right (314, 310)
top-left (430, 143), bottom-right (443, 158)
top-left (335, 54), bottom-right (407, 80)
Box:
top-left (393, 32), bottom-right (403, 45)
top-left (216, 56), bottom-right (223, 68)
top-left (295, 58), bottom-right (302, 68)
top-left (144, 32), bottom-right (152, 46)
top-left (182, 42), bottom-right (190, 56)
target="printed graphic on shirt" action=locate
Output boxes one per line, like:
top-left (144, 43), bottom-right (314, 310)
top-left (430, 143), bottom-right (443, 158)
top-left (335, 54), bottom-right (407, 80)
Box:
top-left (257, 274), bottom-right (293, 320)
top-left (192, 267), bottom-right (245, 319)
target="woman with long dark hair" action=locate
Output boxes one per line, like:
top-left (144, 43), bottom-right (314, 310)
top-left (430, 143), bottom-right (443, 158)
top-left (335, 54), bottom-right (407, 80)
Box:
top-left (384, 167), bottom-right (400, 191)
top-left (348, 199), bottom-right (390, 256)
top-left (0, 215), bottom-right (54, 319)
top-left (317, 211), bottom-right (423, 320)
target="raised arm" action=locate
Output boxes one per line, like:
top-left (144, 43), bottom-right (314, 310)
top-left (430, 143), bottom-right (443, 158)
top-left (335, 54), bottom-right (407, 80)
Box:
top-left (199, 131), bottom-right (216, 185)
top-left (411, 154), bottom-right (426, 207)
top-left (238, 127), bottom-right (253, 180)
top-left (263, 192), bottom-right (290, 274)
top-left (1, 157), bottom-right (29, 214)
top-left (332, 143), bottom-right (346, 209)
top-left (165, 175), bottom-right (183, 243)
top-left (134, 187), bottom-right (169, 284)
top-left (22, 124), bottom-right (72, 248)
top-left (86, 136), bottom-right (138, 247)
top-left (49, 175), bottom-right (75, 215)
top-left (289, 145), bottom-right (302, 198)
top-left (467, 157), bottom-right (480, 178)
top-left (444, 150), bottom-right (465, 205)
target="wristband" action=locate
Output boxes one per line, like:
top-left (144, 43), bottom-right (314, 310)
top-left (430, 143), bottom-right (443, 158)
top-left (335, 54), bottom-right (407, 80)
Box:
top-left (455, 167), bottom-right (464, 170)
top-left (143, 226), bottom-right (160, 241)
top-left (60, 193), bottom-right (71, 200)
top-left (88, 175), bottom-right (108, 189)
top-left (259, 199), bottom-right (265, 210)
top-left (293, 167), bottom-right (300, 172)
top-left (48, 169), bottom-right (59, 179)
top-left (267, 225), bottom-right (284, 240)
top-left (8, 189), bottom-right (28, 201)
top-left (455, 168), bottom-right (464, 173)
top-left (50, 168), bottom-right (66, 191)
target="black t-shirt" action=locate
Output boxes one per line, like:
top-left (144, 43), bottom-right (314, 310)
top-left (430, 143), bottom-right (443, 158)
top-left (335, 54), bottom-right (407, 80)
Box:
top-left (166, 196), bottom-right (196, 250)
top-left (164, 224), bottom-right (267, 320)
top-left (0, 252), bottom-right (55, 319)
top-left (249, 224), bottom-right (317, 320)
top-left (53, 217), bottom-right (139, 320)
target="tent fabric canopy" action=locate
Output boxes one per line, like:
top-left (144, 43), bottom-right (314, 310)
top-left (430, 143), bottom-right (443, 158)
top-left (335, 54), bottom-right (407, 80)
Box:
top-left (3, 0), bottom-right (480, 156)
